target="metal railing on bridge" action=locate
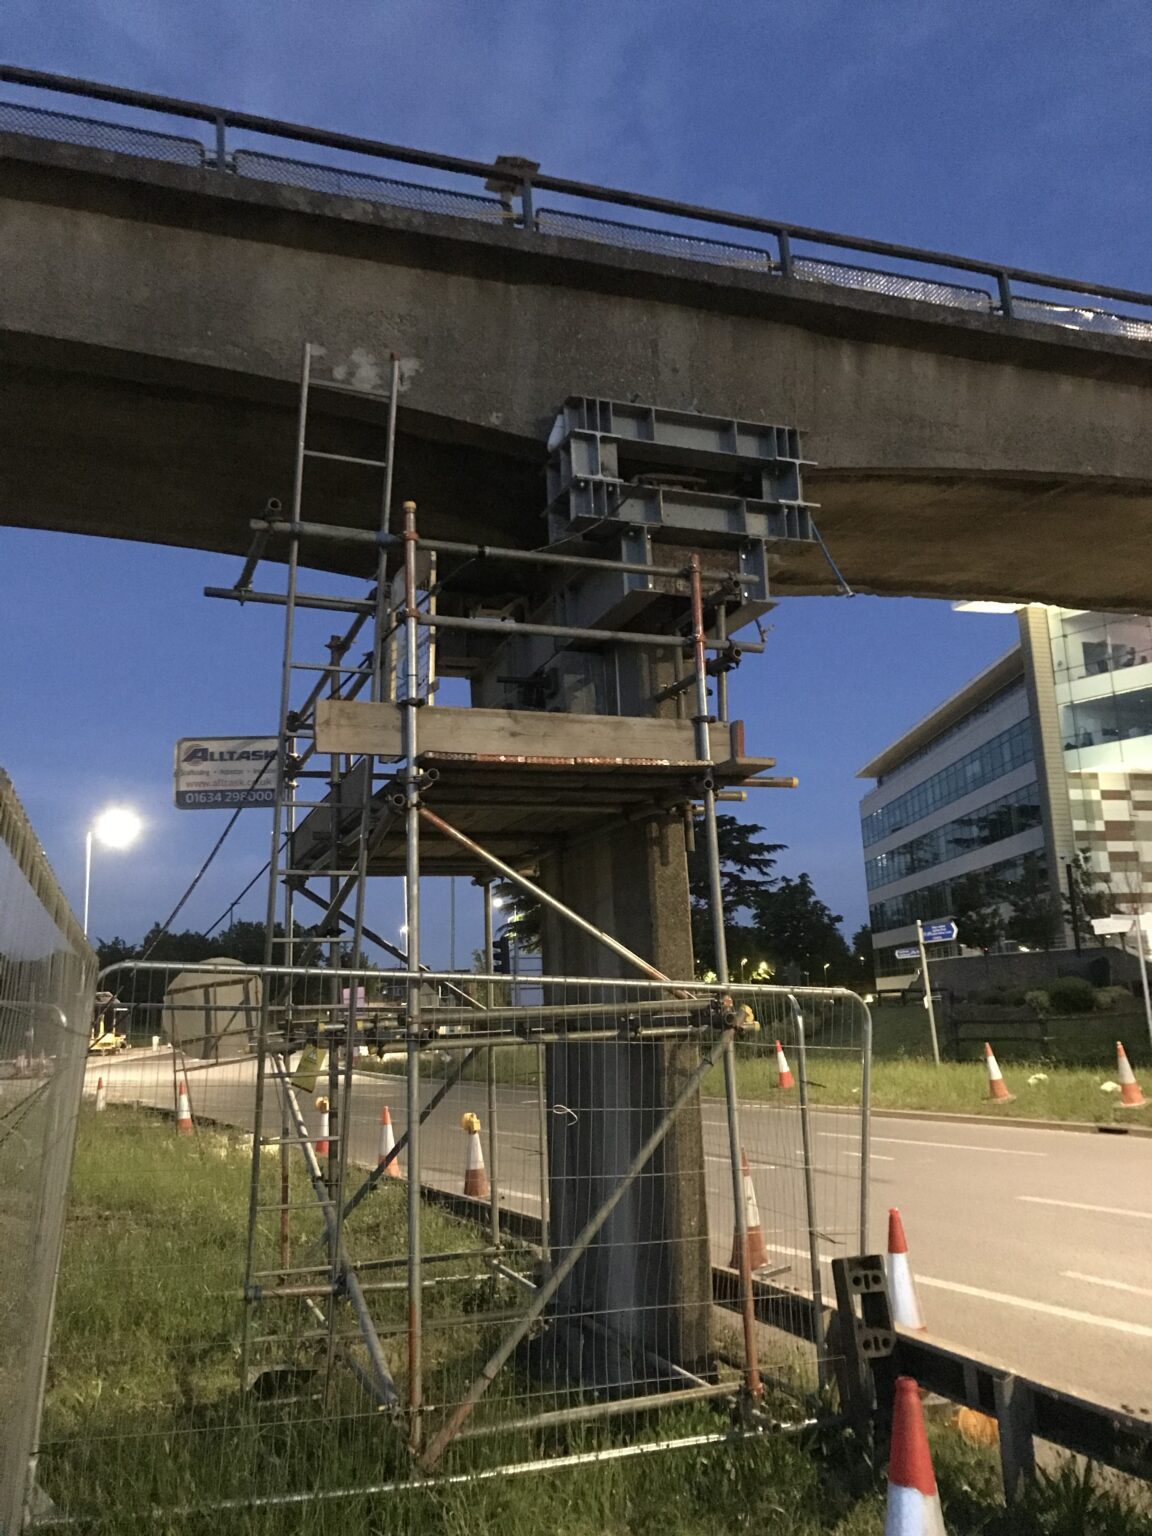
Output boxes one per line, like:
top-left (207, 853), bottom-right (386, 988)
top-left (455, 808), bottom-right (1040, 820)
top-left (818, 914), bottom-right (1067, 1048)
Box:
top-left (2, 65), bottom-right (1152, 343)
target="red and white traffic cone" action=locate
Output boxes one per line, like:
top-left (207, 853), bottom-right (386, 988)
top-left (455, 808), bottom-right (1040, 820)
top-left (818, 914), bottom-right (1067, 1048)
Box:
top-left (175, 1079), bottom-right (194, 1136)
top-left (461, 1112), bottom-right (489, 1200)
top-left (887, 1207), bottom-right (926, 1331)
top-left (94, 1075), bottom-right (107, 1113)
top-left (314, 1095), bottom-right (330, 1159)
top-left (886, 1377), bottom-right (948, 1535)
top-left (1116, 1041), bottom-right (1147, 1108)
top-left (982, 1042), bottom-right (1014, 1103)
top-left (377, 1104), bottom-right (402, 1177)
top-left (729, 1149), bottom-right (770, 1273)
top-left (775, 1039), bottom-right (795, 1091)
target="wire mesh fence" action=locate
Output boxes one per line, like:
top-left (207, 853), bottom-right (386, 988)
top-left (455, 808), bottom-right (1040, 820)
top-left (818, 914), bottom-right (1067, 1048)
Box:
top-left (33, 960), bottom-right (870, 1524)
top-left (0, 99), bottom-right (205, 166)
top-left (0, 771), bottom-right (96, 1535)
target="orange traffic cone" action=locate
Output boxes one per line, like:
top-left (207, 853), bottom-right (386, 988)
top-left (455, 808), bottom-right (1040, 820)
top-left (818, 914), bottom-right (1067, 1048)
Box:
top-left (314, 1095), bottom-right (330, 1159)
top-left (886, 1377), bottom-right (948, 1534)
top-left (982, 1043), bottom-right (1014, 1102)
top-left (377, 1104), bottom-right (402, 1176)
top-left (729, 1149), bottom-right (769, 1273)
top-left (94, 1075), bottom-right (107, 1113)
top-left (886, 1207), bottom-right (926, 1331)
top-left (775, 1039), bottom-right (795, 1091)
top-left (1116, 1041), bottom-right (1147, 1108)
top-left (176, 1079), bottom-right (194, 1136)
top-left (461, 1111), bottom-right (489, 1200)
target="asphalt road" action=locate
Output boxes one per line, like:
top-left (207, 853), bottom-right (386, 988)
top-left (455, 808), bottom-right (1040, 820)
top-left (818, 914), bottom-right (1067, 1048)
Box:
top-left (84, 1050), bottom-right (1152, 1415)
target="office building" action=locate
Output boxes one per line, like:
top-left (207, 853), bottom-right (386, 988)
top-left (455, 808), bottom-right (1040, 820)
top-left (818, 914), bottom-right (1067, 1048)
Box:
top-left (859, 606), bottom-right (1152, 991)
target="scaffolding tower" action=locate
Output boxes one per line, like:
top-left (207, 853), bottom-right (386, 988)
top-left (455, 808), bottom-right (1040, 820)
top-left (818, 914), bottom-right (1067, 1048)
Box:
top-left (213, 343), bottom-right (859, 1467)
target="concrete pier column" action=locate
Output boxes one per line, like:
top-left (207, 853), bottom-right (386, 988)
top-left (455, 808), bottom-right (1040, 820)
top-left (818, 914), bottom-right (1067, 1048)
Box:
top-left (537, 814), bottom-right (712, 1389)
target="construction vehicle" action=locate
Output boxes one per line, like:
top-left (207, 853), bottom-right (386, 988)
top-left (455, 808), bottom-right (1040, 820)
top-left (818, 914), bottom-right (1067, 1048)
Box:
top-left (89, 990), bottom-right (129, 1054)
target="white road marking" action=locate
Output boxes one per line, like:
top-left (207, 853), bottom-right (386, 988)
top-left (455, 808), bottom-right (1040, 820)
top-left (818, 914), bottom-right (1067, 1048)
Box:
top-left (847, 1151), bottom-right (894, 1162)
top-left (1019, 1196), bottom-right (1152, 1220)
top-left (874, 1136), bottom-right (1045, 1157)
top-left (705, 1155), bottom-right (778, 1170)
top-left (1063, 1271), bottom-right (1152, 1300)
top-left (917, 1277), bottom-right (1152, 1339)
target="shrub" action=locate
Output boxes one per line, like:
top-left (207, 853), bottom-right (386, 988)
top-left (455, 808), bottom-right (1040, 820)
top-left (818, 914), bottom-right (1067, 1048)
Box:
top-left (1046, 976), bottom-right (1097, 1015)
top-left (1093, 984), bottom-right (1133, 1012)
top-left (1024, 988), bottom-right (1051, 1019)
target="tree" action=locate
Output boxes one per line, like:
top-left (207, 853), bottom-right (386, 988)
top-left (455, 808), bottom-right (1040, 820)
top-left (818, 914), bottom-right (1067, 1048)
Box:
top-left (754, 872), bottom-right (851, 984)
top-left (950, 872), bottom-right (1004, 960)
top-left (688, 816), bottom-right (785, 975)
top-left (851, 925), bottom-right (875, 992)
top-left (1003, 853), bottom-right (1061, 951)
top-left (1063, 848), bottom-right (1116, 943)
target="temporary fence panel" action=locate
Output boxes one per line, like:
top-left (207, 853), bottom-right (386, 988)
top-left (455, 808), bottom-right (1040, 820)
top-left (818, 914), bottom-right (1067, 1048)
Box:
top-left (33, 961), bottom-right (870, 1524)
top-left (0, 771), bottom-right (96, 1535)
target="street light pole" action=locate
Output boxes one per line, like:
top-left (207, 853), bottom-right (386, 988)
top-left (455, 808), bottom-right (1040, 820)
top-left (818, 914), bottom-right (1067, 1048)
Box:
top-left (82, 828), bottom-right (94, 938)
top-left (82, 808), bottom-right (143, 940)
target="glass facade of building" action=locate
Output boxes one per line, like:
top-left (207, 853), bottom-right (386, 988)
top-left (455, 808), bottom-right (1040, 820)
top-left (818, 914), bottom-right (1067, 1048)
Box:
top-left (860, 719), bottom-right (1034, 847)
top-left (868, 850), bottom-right (1045, 933)
top-left (1052, 610), bottom-right (1152, 774)
top-left (864, 779), bottom-right (1041, 890)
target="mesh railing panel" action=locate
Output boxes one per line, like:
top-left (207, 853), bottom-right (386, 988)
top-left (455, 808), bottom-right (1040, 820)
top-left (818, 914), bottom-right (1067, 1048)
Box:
top-left (1012, 295), bottom-right (1152, 341)
top-left (793, 254), bottom-right (995, 311)
top-left (0, 771), bottom-right (96, 1535)
top-left (32, 961), bottom-right (870, 1523)
top-left (537, 207), bottom-right (774, 271)
top-left (0, 100), bottom-right (204, 166)
top-left (233, 148), bottom-right (508, 223)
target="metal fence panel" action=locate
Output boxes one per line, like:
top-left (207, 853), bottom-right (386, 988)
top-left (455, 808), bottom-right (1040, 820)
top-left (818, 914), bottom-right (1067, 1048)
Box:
top-left (0, 99), bottom-right (205, 166)
top-left (33, 961), bottom-right (870, 1523)
top-left (233, 148), bottom-right (508, 223)
top-left (536, 208), bottom-right (774, 271)
top-left (0, 771), bottom-right (96, 1535)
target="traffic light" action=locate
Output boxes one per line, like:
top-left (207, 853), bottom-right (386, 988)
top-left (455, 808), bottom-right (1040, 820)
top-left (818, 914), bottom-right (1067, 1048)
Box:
top-left (492, 935), bottom-right (512, 975)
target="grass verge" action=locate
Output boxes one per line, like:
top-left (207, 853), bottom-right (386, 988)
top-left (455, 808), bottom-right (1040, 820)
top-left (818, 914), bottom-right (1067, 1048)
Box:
top-left (36, 1110), bottom-right (1152, 1533)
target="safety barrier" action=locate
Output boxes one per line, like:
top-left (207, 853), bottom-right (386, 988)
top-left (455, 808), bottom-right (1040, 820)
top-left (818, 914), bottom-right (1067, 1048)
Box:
top-left (30, 960), bottom-right (870, 1523)
top-left (0, 771), bottom-right (96, 1535)
top-left (2, 65), bottom-right (1152, 342)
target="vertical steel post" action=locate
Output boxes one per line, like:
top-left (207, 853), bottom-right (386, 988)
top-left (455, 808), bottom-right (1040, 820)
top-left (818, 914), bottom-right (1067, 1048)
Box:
top-left (789, 995), bottom-right (828, 1389)
top-left (689, 555), bottom-right (761, 1400)
top-left (401, 499), bottom-right (424, 1450)
top-left (535, 1043), bottom-right (552, 1266)
top-left (326, 635), bottom-right (344, 1199)
top-left (1134, 913), bottom-right (1152, 1051)
top-left (483, 882), bottom-right (500, 1247)
top-left (372, 356), bottom-right (401, 702)
top-left (915, 919), bottom-right (942, 1066)
top-left (242, 340), bottom-right (311, 1380)
top-left (714, 604), bottom-right (729, 725)
top-left (858, 1000), bottom-right (873, 1253)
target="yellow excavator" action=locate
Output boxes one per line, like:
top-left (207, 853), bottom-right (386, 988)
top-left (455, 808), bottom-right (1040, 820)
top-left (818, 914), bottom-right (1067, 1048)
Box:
top-left (89, 990), bottom-right (129, 1054)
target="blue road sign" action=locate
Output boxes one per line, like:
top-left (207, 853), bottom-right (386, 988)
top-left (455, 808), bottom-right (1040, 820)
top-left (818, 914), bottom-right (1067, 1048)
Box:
top-left (920, 919), bottom-right (958, 944)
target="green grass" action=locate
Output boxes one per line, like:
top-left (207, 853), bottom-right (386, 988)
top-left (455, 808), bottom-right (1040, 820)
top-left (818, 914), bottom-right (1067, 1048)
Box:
top-left (35, 1110), bottom-right (1152, 1533)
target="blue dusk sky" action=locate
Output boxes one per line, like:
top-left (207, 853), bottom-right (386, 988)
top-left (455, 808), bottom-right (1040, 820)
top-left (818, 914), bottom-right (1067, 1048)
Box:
top-left (2, 1), bottom-right (1148, 962)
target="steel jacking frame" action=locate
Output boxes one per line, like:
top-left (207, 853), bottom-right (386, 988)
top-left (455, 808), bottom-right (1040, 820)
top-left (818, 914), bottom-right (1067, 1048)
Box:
top-left (232, 346), bottom-right (859, 1473)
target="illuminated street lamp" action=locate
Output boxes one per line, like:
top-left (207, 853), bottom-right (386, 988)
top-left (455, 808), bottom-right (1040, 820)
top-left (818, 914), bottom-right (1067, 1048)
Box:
top-left (83, 807), bottom-right (143, 937)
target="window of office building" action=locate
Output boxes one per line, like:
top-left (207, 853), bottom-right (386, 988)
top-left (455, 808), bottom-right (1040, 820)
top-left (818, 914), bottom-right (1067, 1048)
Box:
top-left (860, 720), bottom-right (1034, 847)
top-left (1049, 610), bottom-right (1152, 684)
top-left (864, 780), bottom-right (1042, 890)
top-left (868, 851), bottom-right (1047, 933)
top-left (1060, 685), bottom-right (1152, 754)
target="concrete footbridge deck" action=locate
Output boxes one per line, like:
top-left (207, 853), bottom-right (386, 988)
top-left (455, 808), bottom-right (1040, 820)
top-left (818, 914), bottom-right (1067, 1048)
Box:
top-left (4, 66), bottom-right (1152, 609)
